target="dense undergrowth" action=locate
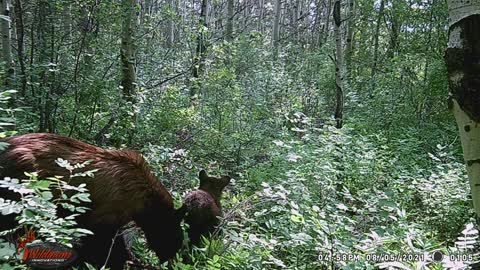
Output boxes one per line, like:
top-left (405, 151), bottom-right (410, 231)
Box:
top-left (161, 115), bottom-right (475, 270)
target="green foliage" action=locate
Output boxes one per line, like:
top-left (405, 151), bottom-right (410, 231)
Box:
top-left (162, 114), bottom-right (475, 269)
top-left (0, 160), bottom-right (94, 268)
top-left (0, 90), bottom-right (19, 140)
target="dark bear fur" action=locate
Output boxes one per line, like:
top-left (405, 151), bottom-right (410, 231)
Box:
top-left (0, 133), bottom-right (186, 270)
top-left (184, 170), bottom-right (230, 245)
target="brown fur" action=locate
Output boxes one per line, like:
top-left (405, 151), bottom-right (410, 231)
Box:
top-left (0, 133), bottom-right (186, 270)
top-left (184, 170), bottom-right (230, 245)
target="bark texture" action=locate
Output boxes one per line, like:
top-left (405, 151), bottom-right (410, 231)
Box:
top-left (333, 0), bottom-right (344, 128)
top-left (445, 3), bottom-right (480, 215)
top-left (121, 0), bottom-right (137, 103)
top-left (1, 0), bottom-right (13, 87)
top-left (226, 0), bottom-right (234, 40)
top-left (272, 0), bottom-right (281, 48)
top-left (165, 0), bottom-right (174, 48)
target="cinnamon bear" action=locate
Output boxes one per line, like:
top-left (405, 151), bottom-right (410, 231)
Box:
top-left (0, 133), bottom-right (186, 270)
top-left (184, 170), bottom-right (230, 245)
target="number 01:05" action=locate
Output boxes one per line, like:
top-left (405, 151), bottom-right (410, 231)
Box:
top-left (449, 254), bottom-right (473, 262)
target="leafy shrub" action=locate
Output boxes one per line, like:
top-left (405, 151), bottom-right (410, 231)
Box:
top-left (0, 159), bottom-right (94, 268)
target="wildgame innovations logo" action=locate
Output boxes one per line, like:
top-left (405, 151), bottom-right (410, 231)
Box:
top-left (8, 227), bottom-right (77, 269)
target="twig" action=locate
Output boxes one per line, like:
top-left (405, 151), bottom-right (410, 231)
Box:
top-left (102, 229), bottom-right (120, 269)
top-left (145, 66), bottom-right (193, 89)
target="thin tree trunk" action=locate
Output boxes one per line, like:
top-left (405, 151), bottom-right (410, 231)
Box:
top-left (332, 0), bottom-right (346, 192)
top-left (174, 0), bottom-right (181, 43)
top-left (291, 0), bottom-right (299, 41)
top-left (272, 0), bottom-right (281, 50)
top-left (322, 0), bottom-right (333, 45)
top-left (387, 22), bottom-right (399, 59)
top-left (386, 1), bottom-right (400, 59)
top-left (333, 0), bottom-right (344, 128)
top-left (445, 2), bottom-right (480, 217)
top-left (121, 0), bottom-right (137, 103)
top-left (345, 0), bottom-right (355, 80)
top-left (243, 0), bottom-right (249, 30)
top-left (37, 0), bottom-right (50, 132)
top-left (28, 2), bottom-right (35, 99)
top-left (370, 0), bottom-right (384, 85)
top-left (121, 0), bottom-right (137, 143)
top-left (165, 0), bottom-right (174, 47)
top-left (47, 12), bottom-right (55, 133)
top-left (258, 0), bottom-right (264, 33)
top-left (420, 0), bottom-right (435, 119)
top-left (226, 0), bottom-right (234, 41)
top-left (297, 0), bottom-right (305, 43)
top-left (312, 0), bottom-right (323, 45)
top-left (190, 0), bottom-right (209, 100)
top-left (1, 0), bottom-right (13, 88)
top-left (423, 0), bottom-right (435, 83)
top-left (62, 1), bottom-right (71, 38)
top-left (82, 12), bottom-right (96, 68)
top-left (13, 0), bottom-right (24, 95)
top-left (191, 0), bottom-right (208, 82)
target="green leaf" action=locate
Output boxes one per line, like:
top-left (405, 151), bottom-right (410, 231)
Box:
top-left (290, 215), bottom-right (304, 223)
top-left (35, 180), bottom-right (51, 189)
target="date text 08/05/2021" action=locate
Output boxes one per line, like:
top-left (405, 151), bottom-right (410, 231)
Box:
top-left (318, 252), bottom-right (474, 263)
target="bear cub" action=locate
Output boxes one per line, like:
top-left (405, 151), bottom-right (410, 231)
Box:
top-left (184, 170), bottom-right (231, 245)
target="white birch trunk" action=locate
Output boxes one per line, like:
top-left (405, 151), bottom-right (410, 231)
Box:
top-left (445, 0), bottom-right (480, 216)
top-left (0, 0), bottom-right (13, 87)
top-left (452, 100), bottom-right (480, 215)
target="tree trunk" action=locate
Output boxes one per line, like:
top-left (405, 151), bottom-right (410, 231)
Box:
top-left (13, 0), bottom-right (24, 96)
top-left (370, 0), bottom-right (384, 86)
top-left (445, 2), bottom-right (480, 217)
top-left (191, 0), bottom-right (208, 99)
top-left (386, 1), bottom-right (401, 59)
top-left (1, 0), bottom-right (13, 88)
top-left (243, 0), bottom-right (249, 31)
top-left (174, 0), bottom-right (181, 43)
top-left (312, 0), bottom-right (323, 46)
top-left (272, 0), bottom-right (282, 52)
top-left (345, 0), bottom-right (355, 80)
top-left (37, 0), bottom-right (51, 133)
top-left (121, 0), bottom-right (137, 103)
top-left (121, 0), bottom-right (137, 144)
top-left (322, 0), bottom-right (333, 45)
top-left (421, 0), bottom-right (435, 118)
top-left (258, 0), bottom-right (264, 33)
top-left (423, 0), bottom-right (434, 84)
top-left (165, 0), bottom-right (174, 48)
top-left (292, 0), bottom-right (299, 41)
top-left (226, 0), bottom-right (234, 41)
top-left (333, 0), bottom-right (344, 128)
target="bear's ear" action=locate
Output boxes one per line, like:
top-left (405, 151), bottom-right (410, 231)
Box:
top-left (221, 176), bottom-right (231, 187)
top-left (175, 204), bottom-right (187, 222)
top-left (199, 170), bottom-right (208, 185)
